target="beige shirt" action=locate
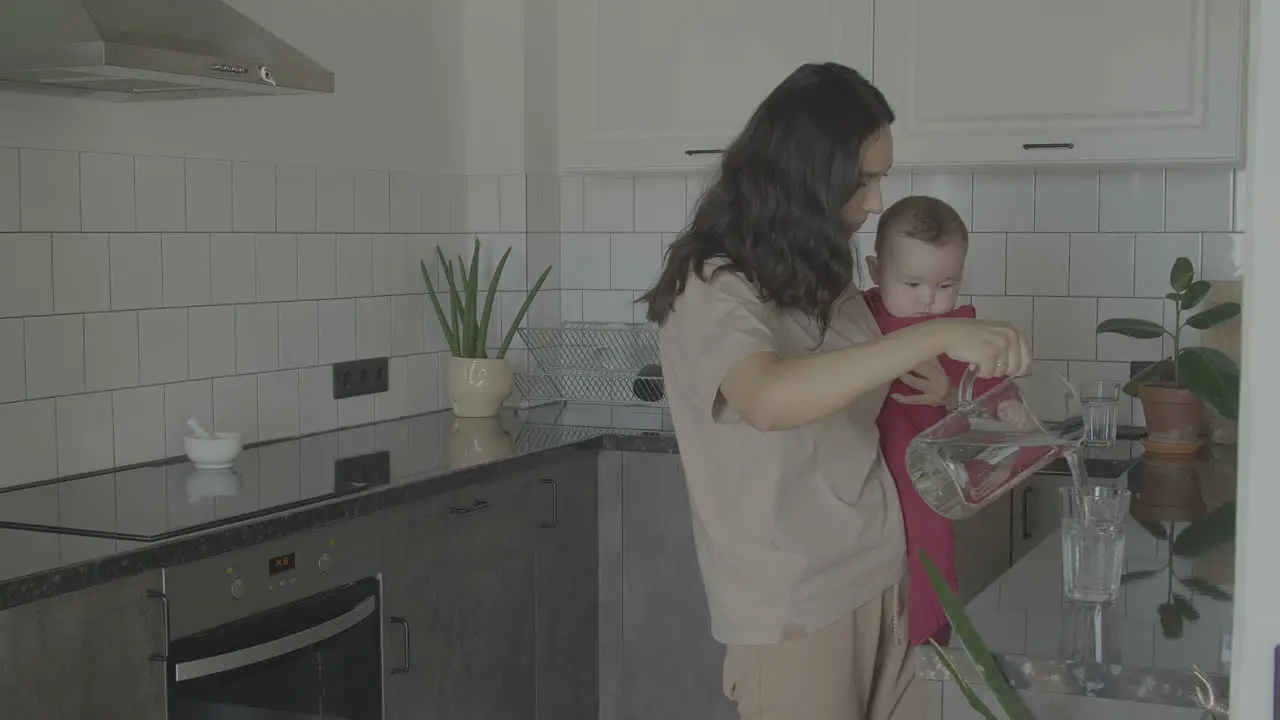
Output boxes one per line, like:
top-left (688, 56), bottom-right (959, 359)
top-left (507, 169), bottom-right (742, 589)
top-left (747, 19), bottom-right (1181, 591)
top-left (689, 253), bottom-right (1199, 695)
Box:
top-left (660, 266), bottom-right (906, 646)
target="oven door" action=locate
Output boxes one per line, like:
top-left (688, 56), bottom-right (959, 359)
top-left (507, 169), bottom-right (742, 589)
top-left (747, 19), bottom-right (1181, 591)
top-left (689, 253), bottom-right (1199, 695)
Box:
top-left (168, 577), bottom-right (382, 720)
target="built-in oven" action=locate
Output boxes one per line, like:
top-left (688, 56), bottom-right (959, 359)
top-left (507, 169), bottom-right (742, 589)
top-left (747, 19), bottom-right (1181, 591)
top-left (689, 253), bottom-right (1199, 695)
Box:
top-left (157, 517), bottom-right (385, 719)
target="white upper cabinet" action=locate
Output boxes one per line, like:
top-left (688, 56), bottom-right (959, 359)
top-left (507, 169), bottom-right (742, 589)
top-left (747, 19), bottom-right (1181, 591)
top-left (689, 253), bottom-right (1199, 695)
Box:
top-left (557, 0), bottom-right (873, 172)
top-left (873, 0), bottom-right (1247, 168)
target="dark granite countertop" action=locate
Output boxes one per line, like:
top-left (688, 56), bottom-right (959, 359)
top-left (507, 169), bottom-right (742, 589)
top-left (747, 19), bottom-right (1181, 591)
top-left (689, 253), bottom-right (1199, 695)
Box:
top-left (0, 402), bottom-right (676, 611)
top-left (919, 444), bottom-right (1237, 711)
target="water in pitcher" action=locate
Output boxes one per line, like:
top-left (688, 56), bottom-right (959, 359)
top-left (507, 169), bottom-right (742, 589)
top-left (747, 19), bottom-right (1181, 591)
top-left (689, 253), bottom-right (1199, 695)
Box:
top-left (905, 430), bottom-right (1080, 520)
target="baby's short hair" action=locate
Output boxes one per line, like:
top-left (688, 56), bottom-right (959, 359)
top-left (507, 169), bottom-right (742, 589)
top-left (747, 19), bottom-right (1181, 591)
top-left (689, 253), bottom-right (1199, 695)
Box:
top-left (873, 195), bottom-right (969, 258)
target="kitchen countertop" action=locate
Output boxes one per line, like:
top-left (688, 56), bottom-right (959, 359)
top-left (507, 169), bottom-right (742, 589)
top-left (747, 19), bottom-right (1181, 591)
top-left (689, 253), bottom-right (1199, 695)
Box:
top-left (918, 444), bottom-right (1237, 711)
top-left (0, 400), bottom-right (1143, 612)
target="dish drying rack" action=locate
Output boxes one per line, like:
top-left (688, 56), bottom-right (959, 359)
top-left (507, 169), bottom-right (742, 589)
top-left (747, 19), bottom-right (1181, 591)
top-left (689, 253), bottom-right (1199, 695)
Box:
top-left (514, 322), bottom-right (666, 406)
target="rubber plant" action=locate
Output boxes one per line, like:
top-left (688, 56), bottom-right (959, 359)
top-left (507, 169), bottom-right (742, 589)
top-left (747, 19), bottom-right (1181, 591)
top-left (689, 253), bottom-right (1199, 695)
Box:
top-left (920, 551), bottom-right (1035, 720)
top-left (418, 237), bottom-right (552, 359)
top-left (1094, 256), bottom-right (1241, 444)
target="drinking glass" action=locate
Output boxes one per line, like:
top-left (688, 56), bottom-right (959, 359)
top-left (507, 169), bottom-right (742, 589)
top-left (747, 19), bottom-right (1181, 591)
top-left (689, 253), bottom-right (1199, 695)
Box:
top-left (1079, 380), bottom-right (1122, 447)
top-left (1060, 486), bottom-right (1131, 602)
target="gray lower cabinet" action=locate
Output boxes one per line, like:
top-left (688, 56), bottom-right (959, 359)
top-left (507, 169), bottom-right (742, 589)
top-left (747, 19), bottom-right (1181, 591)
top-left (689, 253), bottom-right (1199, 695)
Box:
top-left (602, 451), bottom-right (738, 720)
top-left (0, 570), bottom-right (166, 719)
top-left (1010, 473), bottom-right (1073, 565)
top-left (382, 472), bottom-right (538, 720)
top-left (953, 493), bottom-right (1013, 603)
top-left (381, 451), bottom-right (600, 720)
top-left (533, 453), bottom-right (600, 720)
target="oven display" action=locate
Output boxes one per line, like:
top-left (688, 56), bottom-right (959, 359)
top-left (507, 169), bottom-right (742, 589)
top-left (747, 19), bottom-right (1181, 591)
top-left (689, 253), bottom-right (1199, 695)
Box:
top-left (268, 552), bottom-right (296, 575)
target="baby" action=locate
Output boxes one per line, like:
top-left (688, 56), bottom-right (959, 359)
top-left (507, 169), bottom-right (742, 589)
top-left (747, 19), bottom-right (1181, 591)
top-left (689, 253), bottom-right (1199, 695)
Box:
top-left (865, 195), bottom-right (1043, 646)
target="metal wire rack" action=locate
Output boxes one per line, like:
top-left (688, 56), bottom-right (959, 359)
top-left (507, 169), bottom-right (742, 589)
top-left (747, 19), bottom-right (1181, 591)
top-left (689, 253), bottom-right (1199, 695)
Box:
top-left (514, 423), bottom-right (668, 453)
top-left (518, 321), bottom-right (659, 372)
top-left (514, 367), bottom-right (667, 407)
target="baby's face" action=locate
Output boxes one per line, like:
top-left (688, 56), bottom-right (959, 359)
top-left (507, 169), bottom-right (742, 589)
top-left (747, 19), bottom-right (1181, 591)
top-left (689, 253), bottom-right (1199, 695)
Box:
top-left (868, 234), bottom-right (966, 317)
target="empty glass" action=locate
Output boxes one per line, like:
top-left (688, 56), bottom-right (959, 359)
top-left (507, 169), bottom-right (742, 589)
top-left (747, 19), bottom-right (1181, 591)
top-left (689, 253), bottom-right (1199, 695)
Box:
top-left (1079, 380), bottom-right (1122, 447)
top-left (1060, 486), bottom-right (1131, 603)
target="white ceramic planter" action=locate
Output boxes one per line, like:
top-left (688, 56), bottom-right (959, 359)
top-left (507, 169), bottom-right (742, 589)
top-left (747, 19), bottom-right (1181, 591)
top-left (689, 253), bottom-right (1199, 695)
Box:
top-left (447, 357), bottom-right (513, 418)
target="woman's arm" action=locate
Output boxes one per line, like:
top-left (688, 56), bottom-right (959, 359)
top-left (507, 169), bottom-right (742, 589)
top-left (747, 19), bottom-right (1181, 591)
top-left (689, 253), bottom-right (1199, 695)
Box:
top-left (721, 317), bottom-right (1028, 431)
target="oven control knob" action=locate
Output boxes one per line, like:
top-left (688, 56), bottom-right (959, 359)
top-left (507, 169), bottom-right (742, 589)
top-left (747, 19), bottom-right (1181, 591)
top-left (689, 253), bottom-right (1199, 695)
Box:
top-left (317, 552), bottom-right (331, 573)
top-left (230, 576), bottom-right (245, 600)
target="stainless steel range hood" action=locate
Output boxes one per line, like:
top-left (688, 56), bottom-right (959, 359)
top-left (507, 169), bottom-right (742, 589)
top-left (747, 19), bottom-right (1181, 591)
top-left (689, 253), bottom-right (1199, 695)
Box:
top-left (0, 0), bottom-right (335, 101)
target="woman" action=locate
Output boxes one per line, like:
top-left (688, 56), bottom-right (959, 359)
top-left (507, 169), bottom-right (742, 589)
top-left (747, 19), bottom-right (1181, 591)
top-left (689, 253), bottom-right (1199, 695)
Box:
top-left (638, 63), bottom-right (1031, 720)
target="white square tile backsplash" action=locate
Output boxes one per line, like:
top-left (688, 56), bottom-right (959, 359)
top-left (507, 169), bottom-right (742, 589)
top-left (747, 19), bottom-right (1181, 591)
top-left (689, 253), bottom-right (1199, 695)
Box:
top-left (0, 142), bottom-right (1242, 487)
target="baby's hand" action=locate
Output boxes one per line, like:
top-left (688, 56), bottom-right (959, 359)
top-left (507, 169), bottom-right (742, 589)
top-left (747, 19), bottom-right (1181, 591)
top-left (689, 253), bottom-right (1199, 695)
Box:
top-left (996, 400), bottom-right (1040, 432)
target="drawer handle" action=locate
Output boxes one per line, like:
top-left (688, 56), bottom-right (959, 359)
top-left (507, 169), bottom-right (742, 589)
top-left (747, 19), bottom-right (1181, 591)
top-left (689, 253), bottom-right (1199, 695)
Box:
top-left (389, 617), bottom-right (411, 674)
top-left (540, 479), bottom-right (558, 529)
top-left (147, 589), bottom-right (170, 663)
top-left (1022, 142), bottom-right (1074, 150)
top-left (684, 149), bottom-right (724, 156)
top-left (1021, 487), bottom-right (1033, 540)
top-left (448, 499), bottom-right (490, 515)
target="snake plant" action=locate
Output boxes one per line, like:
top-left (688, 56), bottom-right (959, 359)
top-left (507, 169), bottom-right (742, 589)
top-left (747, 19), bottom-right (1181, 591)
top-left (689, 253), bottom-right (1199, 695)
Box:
top-left (419, 237), bottom-right (552, 359)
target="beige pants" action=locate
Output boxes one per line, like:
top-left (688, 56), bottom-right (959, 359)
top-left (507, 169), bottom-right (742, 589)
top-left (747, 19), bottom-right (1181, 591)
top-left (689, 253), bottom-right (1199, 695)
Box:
top-left (722, 583), bottom-right (924, 720)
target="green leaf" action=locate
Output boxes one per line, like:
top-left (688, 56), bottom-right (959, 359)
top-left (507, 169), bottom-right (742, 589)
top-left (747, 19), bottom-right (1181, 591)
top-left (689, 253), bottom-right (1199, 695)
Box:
top-left (929, 641), bottom-right (1002, 720)
top-left (920, 551), bottom-right (1034, 720)
top-left (1170, 256), bottom-right (1195, 292)
top-left (1177, 347), bottom-right (1241, 420)
top-left (1096, 318), bottom-right (1168, 340)
top-left (464, 241), bottom-right (482, 356)
top-left (1184, 302), bottom-right (1241, 330)
top-left (1173, 501), bottom-right (1236, 558)
top-left (1139, 520), bottom-right (1169, 539)
top-left (1178, 576), bottom-right (1234, 601)
top-left (1180, 281), bottom-right (1211, 310)
top-left (420, 259), bottom-right (459, 356)
top-left (1158, 602), bottom-right (1184, 639)
top-left (498, 265), bottom-right (553, 359)
top-left (477, 246), bottom-right (511, 359)
top-left (438, 251), bottom-right (465, 357)
top-left (1121, 569), bottom-right (1162, 584)
top-left (1123, 359), bottom-right (1172, 397)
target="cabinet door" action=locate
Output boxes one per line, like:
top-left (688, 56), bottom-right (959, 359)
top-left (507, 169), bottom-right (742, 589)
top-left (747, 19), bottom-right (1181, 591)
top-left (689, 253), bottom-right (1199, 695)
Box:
top-left (558, 0), bottom-right (873, 171)
top-left (382, 475), bottom-right (538, 720)
top-left (953, 493), bottom-right (1012, 603)
top-left (619, 452), bottom-right (738, 720)
top-left (534, 453), bottom-right (600, 720)
top-left (0, 571), bottom-right (166, 719)
top-left (873, 0), bottom-right (1246, 167)
top-left (1010, 474), bottom-right (1073, 564)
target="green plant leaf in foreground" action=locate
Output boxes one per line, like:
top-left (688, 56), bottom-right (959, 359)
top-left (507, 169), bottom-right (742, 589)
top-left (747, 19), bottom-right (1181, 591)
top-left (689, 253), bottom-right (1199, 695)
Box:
top-left (419, 259), bottom-right (460, 356)
top-left (1096, 318), bottom-right (1168, 340)
top-left (1177, 347), bottom-right (1240, 420)
top-left (928, 639), bottom-right (1001, 720)
top-left (1122, 359), bottom-right (1172, 397)
top-left (1179, 280), bottom-right (1211, 310)
top-left (921, 551), bottom-right (1034, 720)
top-left (1184, 302), bottom-right (1241, 330)
top-left (1170, 256), bottom-right (1195, 292)
top-left (1158, 602), bottom-right (1184, 639)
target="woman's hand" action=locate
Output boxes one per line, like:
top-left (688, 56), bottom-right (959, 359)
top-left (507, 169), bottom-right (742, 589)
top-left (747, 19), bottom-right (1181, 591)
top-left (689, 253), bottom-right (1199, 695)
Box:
top-left (892, 359), bottom-right (955, 406)
top-left (931, 318), bottom-right (1032, 379)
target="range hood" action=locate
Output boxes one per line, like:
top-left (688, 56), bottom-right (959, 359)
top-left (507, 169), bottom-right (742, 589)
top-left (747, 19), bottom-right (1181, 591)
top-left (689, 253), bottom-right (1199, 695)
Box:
top-left (0, 0), bottom-right (334, 101)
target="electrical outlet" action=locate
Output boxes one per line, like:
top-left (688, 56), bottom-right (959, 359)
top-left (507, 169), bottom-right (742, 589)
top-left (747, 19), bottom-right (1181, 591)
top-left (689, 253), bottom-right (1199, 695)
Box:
top-left (332, 357), bottom-right (389, 399)
top-left (334, 451), bottom-right (392, 491)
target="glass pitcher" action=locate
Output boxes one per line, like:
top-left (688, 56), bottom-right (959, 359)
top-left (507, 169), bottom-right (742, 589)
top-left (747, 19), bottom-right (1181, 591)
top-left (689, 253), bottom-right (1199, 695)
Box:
top-left (905, 362), bottom-right (1084, 520)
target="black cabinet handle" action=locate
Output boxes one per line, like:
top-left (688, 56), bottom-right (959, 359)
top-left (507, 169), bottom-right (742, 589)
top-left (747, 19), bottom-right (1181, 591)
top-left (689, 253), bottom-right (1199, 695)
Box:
top-left (1022, 142), bottom-right (1074, 150)
top-left (1021, 487), bottom-right (1033, 540)
top-left (146, 589), bottom-right (170, 662)
top-left (540, 479), bottom-right (558, 528)
top-left (684, 149), bottom-right (724, 156)
top-left (448, 499), bottom-right (490, 515)
top-left (389, 617), bottom-right (411, 674)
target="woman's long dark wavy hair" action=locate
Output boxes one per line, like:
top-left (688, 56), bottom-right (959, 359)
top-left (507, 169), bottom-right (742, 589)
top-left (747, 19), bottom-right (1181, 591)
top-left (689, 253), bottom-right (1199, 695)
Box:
top-left (638, 63), bottom-right (894, 336)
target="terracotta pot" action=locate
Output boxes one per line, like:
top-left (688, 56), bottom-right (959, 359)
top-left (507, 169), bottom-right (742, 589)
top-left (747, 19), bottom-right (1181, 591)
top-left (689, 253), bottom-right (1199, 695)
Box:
top-left (447, 357), bottom-right (513, 418)
top-left (448, 417), bottom-right (515, 469)
top-left (1138, 383), bottom-right (1203, 446)
top-left (1130, 457), bottom-right (1206, 523)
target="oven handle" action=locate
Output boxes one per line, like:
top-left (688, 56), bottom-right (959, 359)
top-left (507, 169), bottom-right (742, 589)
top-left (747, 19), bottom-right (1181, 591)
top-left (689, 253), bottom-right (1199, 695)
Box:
top-left (174, 595), bottom-right (377, 682)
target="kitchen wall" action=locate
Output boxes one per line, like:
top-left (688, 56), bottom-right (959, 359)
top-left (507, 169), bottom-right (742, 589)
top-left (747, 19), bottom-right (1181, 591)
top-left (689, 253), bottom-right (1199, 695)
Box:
top-left (0, 0), bottom-right (511, 488)
top-left (553, 167), bottom-right (1244, 427)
